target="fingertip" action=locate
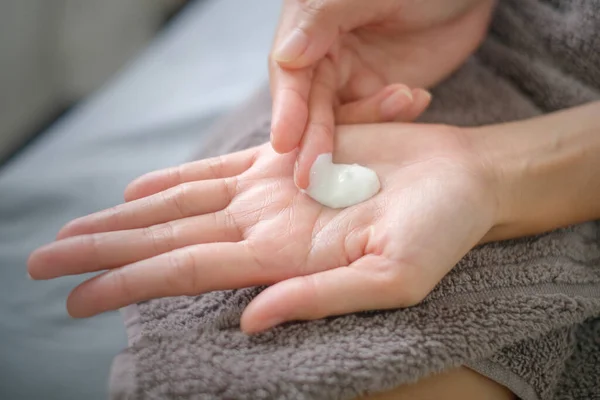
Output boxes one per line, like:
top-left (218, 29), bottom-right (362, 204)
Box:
top-left (66, 285), bottom-right (94, 319)
top-left (241, 283), bottom-right (296, 333)
top-left (55, 227), bottom-right (69, 241)
top-left (56, 218), bottom-right (84, 240)
top-left (421, 88), bottom-right (432, 102)
top-left (336, 83), bottom-right (416, 125)
top-left (272, 28), bottom-right (310, 66)
top-left (405, 88), bottom-right (433, 121)
top-left (26, 250), bottom-right (42, 280)
top-left (66, 300), bottom-right (84, 319)
top-left (270, 122), bottom-right (299, 154)
top-left (415, 88), bottom-right (433, 109)
top-left (295, 128), bottom-right (334, 190)
top-left (123, 170), bottom-right (165, 202)
top-left (271, 94), bottom-right (308, 154)
top-left (379, 86), bottom-right (414, 120)
top-left (27, 239), bottom-right (71, 280)
top-left (123, 181), bottom-right (141, 202)
top-left (386, 83), bottom-right (413, 98)
top-left (293, 158), bottom-right (311, 190)
top-left (66, 301), bottom-right (79, 318)
top-left (239, 312), bottom-right (277, 335)
top-left (27, 242), bottom-right (65, 280)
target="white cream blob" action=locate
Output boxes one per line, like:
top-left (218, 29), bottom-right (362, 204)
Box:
top-left (303, 153), bottom-right (380, 209)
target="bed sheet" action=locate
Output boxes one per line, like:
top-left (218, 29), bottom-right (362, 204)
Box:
top-left (0, 0), bottom-right (280, 399)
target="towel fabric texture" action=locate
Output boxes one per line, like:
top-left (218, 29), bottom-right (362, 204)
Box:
top-left (110, 1), bottom-right (600, 399)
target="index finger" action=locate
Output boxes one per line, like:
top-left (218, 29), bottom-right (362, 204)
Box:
top-left (269, 61), bottom-right (312, 154)
top-left (268, 1), bottom-right (315, 154)
top-left (293, 57), bottom-right (337, 189)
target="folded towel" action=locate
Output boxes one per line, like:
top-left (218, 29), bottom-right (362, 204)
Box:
top-left (110, 1), bottom-right (600, 399)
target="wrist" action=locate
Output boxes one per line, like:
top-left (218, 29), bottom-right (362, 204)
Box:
top-left (468, 102), bottom-right (600, 242)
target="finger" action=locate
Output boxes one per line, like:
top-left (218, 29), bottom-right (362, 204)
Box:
top-left (293, 58), bottom-right (337, 190)
top-left (124, 148), bottom-right (256, 202)
top-left (271, 0), bottom-right (338, 68)
top-left (394, 88), bottom-right (432, 122)
top-left (65, 242), bottom-right (268, 318)
top-left (29, 212), bottom-right (241, 280)
top-left (269, 64), bottom-right (312, 154)
top-left (269, 0), bottom-right (393, 152)
top-left (57, 178), bottom-right (236, 239)
top-left (335, 84), bottom-right (415, 124)
top-left (336, 48), bottom-right (387, 103)
top-left (241, 255), bottom-right (425, 333)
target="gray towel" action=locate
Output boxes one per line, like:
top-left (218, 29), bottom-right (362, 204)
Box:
top-left (109, 1), bottom-right (600, 399)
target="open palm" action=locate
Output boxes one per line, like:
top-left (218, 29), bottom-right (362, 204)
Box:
top-left (28, 124), bottom-right (497, 333)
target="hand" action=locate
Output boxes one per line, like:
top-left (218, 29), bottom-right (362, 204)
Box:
top-left (270, 0), bottom-right (496, 187)
top-left (28, 123), bottom-right (498, 333)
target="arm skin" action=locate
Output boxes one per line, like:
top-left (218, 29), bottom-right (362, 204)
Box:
top-left (473, 101), bottom-right (600, 242)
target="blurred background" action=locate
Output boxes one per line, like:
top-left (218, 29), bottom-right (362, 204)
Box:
top-left (0, 0), bottom-right (279, 399)
top-left (0, 1), bottom-right (188, 163)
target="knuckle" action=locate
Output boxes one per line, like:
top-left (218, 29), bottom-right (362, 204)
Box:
top-left (83, 234), bottom-right (101, 256)
top-left (278, 86), bottom-right (310, 104)
top-left (110, 268), bottom-right (135, 306)
top-left (168, 183), bottom-right (192, 217)
top-left (105, 205), bottom-right (123, 229)
top-left (143, 222), bottom-right (175, 254)
top-left (308, 120), bottom-right (334, 139)
top-left (170, 165), bottom-right (185, 186)
top-left (221, 176), bottom-right (238, 202)
top-left (299, 274), bottom-right (325, 318)
top-left (297, 0), bottom-right (330, 16)
top-left (207, 155), bottom-right (225, 179)
top-left (166, 248), bottom-right (198, 295)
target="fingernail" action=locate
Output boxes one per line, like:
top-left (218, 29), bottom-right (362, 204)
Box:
top-left (273, 29), bottom-right (309, 63)
top-left (380, 89), bottom-right (413, 119)
top-left (27, 272), bottom-right (34, 280)
top-left (422, 90), bottom-right (432, 102)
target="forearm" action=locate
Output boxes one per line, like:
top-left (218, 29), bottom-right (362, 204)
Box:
top-left (472, 101), bottom-right (600, 241)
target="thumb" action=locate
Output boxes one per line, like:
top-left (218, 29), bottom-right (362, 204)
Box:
top-left (271, 0), bottom-right (338, 68)
top-left (272, 0), bottom-right (392, 68)
top-left (240, 255), bottom-right (426, 333)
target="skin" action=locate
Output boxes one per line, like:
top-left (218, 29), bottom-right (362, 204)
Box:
top-left (29, 123), bottom-right (497, 333)
top-left (27, 103), bottom-right (600, 399)
top-left (358, 367), bottom-right (515, 400)
top-left (269, 0), bottom-right (496, 188)
top-left (30, 101), bottom-right (600, 327)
